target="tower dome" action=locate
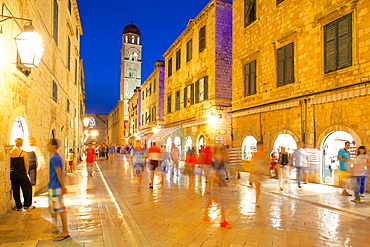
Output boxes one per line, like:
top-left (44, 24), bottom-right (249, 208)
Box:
top-left (123, 23), bottom-right (141, 36)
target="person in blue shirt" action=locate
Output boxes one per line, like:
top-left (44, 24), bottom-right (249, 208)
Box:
top-left (337, 141), bottom-right (352, 196)
top-left (47, 139), bottom-right (70, 241)
top-left (109, 143), bottom-right (116, 164)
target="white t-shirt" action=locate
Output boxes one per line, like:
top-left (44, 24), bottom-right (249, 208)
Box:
top-left (352, 154), bottom-right (369, 176)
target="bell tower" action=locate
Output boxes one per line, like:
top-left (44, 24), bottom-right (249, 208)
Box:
top-left (120, 21), bottom-right (142, 121)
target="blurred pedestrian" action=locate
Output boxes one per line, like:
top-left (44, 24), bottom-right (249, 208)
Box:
top-left (250, 142), bottom-right (270, 207)
top-left (99, 143), bottom-right (106, 161)
top-left (85, 143), bottom-right (95, 177)
top-left (278, 146), bottom-right (291, 191)
top-left (350, 146), bottom-right (370, 203)
top-left (46, 139), bottom-right (70, 241)
top-left (337, 141), bottom-right (352, 196)
top-left (130, 140), bottom-right (147, 189)
top-left (184, 147), bottom-right (197, 193)
top-left (160, 145), bottom-right (171, 183)
top-left (67, 149), bottom-right (75, 173)
top-left (227, 143), bottom-right (242, 185)
top-left (10, 138), bottom-right (33, 211)
top-left (148, 141), bottom-right (161, 189)
top-left (170, 143), bottom-right (180, 176)
top-left (27, 136), bottom-right (38, 187)
top-left (203, 152), bottom-right (231, 229)
top-left (292, 141), bottom-right (308, 189)
top-left (109, 143), bottom-right (116, 164)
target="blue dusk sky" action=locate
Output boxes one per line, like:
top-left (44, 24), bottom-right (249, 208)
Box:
top-left (78, 0), bottom-right (227, 114)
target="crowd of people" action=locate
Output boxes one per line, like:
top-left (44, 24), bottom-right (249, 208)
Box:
top-left (8, 137), bottom-right (370, 240)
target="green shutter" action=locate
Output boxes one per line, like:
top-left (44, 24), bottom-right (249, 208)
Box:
top-left (324, 22), bottom-right (337, 73)
top-left (244, 63), bottom-right (250, 96)
top-left (195, 81), bottom-right (199, 103)
top-left (183, 87), bottom-right (187, 108)
top-left (284, 43), bottom-right (294, 84)
top-left (337, 13), bottom-right (352, 69)
top-left (277, 47), bottom-right (285, 86)
top-left (250, 60), bottom-right (257, 94)
top-left (204, 76), bottom-right (208, 100)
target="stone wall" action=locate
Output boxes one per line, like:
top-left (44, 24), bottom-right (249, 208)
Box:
top-left (0, 0), bottom-right (84, 214)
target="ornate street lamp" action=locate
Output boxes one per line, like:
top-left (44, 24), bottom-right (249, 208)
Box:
top-left (0, 15), bottom-right (44, 68)
top-left (15, 23), bottom-right (44, 68)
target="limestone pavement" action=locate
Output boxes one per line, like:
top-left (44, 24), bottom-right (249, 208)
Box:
top-left (0, 155), bottom-right (370, 247)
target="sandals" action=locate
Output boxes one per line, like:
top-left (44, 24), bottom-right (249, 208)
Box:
top-left (24, 206), bottom-right (36, 209)
top-left (54, 234), bottom-right (70, 242)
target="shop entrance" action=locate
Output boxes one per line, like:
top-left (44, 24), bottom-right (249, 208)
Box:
top-left (321, 131), bottom-right (356, 184)
top-left (241, 136), bottom-right (257, 161)
top-left (273, 134), bottom-right (297, 179)
top-left (10, 116), bottom-right (29, 146)
top-left (166, 137), bottom-right (172, 152)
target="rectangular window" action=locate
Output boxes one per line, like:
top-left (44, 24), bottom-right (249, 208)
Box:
top-left (203, 76), bottom-right (208, 100)
top-left (53, 0), bottom-right (59, 44)
top-left (74, 59), bottom-right (78, 85)
top-left (324, 13), bottom-right (352, 73)
top-left (167, 95), bottom-right (172, 114)
top-left (68, 0), bottom-right (72, 14)
top-left (76, 26), bottom-right (79, 40)
top-left (52, 81), bottom-right (58, 102)
top-left (186, 39), bottom-right (192, 62)
top-left (195, 80), bottom-right (199, 103)
top-left (142, 91), bottom-right (144, 100)
top-left (183, 87), bottom-right (187, 108)
top-left (152, 107), bottom-right (156, 121)
top-left (67, 36), bottom-right (71, 70)
top-left (66, 98), bottom-right (70, 112)
top-left (244, 0), bottom-right (256, 27)
top-left (153, 79), bottom-right (156, 91)
top-left (175, 90), bottom-right (180, 111)
top-left (199, 25), bottom-right (206, 52)
top-left (145, 112), bottom-right (148, 124)
top-left (168, 58), bottom-right (173, 77)
top-left (190, 84), bottom-right (194, 105)
top-left (244, 60), bottom-right (257, 96)
top-left (277, 43), bottom-right (294, 87)
top-left (176, 49), bottom-right (181, 71)
top-left (276, 0), bottom-right (285, 4)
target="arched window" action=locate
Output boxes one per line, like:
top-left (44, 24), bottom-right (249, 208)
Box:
top-left (137, 37), bottom-right (140, 45)
top-left (134, 53), bottom-right (138, 61)
top-left (10, 116), bottom-right (29, 146)
top-left (198, 135), bottom-right (205, 152)
top-left (125, 36), bottom-right (128, 43)
top-left (132, 36), bottom-right (135, 43)
top-left (129, 53), bottom-right (133, 61)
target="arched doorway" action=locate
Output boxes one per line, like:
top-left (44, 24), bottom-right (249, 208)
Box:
top-left (197, 135), bottom-right (205, 153)
top-left (242, 136), bottom-right (258, 161)
top-left (273, 134), bottom-right (297, 179)
top-left (321, 131), bottom-right (356, 184)
top-left (166, 137), bottom-right (172, 152)
top-left (184, 136), bottom-right (192, 154)
top-left (10, 116), bottom-right (29, 146)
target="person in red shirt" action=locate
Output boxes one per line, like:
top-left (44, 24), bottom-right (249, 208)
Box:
top-left (85, 143), bottom-right (95, 176)
top-left (148, 142), bottom-right (161, 189)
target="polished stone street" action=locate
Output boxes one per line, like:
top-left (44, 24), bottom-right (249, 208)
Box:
top-left (1, 155), bottom-right (370, 247)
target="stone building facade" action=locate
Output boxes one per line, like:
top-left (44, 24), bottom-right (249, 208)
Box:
top-left (85, 114), bottom-right (108, 145)
top-left (0, 0), bottom-right (85, 214)
top-left (127, 61), bottom-right (165, 148)
top-left (107, 102), bottom-right (124, 145)
top-left (232, 0), bottom-right (370, 186)
top-left (162, 0), bottom-right (232, 156)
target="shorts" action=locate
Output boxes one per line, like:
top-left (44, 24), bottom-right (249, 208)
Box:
top-left (340, 170), bottom-right (350, 181)
top-left (48, 188), bottom-right (66, 213)
top-left (149, 160), bottom-right (159, 171)
top-left (68, 161), bottom-right (74, 166)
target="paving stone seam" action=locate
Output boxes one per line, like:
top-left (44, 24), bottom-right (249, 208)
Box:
top-left (237, 183), bottom-right (370, 219)
top-left (95, 161), bottom-right (151, 247)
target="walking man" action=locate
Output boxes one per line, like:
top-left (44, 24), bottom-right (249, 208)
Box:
top-left (170, 144), bottom-right (180, 176)
top-left (292, 141), bottom-right (308, 188)
top-left (337, 141), bottom-right (352, 196)
top-left (47, 139), bottom-right (70, 241)
top-left (109, 143), bottom-right (116, 164)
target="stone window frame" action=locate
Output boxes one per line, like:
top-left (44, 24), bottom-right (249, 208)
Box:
top-left (176, 49), bottom-right (181, 71)
top-left (175, 90), bottom-right (180, 111)
top-left (168, 57), bottom-right (173, 77)
top-left (68, 0), bottom-right (72, 14)
top-left (52, 80), bottom-right (58, 102)
top-left (244, 60), bottom-right (257, 96)
top-left (167, 94), bottom-right (172, 114)
top-left (276, 0), bottom-right (285, 5)
top-left (53, 0), bottom-right (59, 44)
top-left (186, 39), bottom-right (193, 62)
top-left (244, 0), bottom-right (256, 28)
top-left (66, 98), bottom-right (70, 112)
top-left (199, 25), bottom-right (206, 53)
top-left (323, 13), bottom-right (353, 74)
top-left (276, 42), bottom-right (295, 87)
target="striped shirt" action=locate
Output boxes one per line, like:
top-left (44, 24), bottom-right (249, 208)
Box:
top-left (228, 148), bottom-right (242, 168)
